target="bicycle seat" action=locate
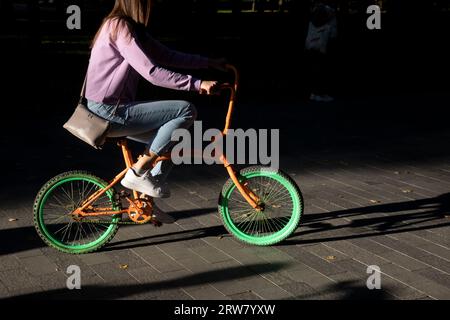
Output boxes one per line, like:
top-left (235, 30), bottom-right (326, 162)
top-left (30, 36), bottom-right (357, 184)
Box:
top-left (106, 137), bottom-right (126, 143)
top-left (105, 137), bottom-right (128, 147)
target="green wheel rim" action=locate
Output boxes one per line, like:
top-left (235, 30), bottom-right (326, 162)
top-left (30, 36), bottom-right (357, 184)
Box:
top-left (36, 175), bottom-right (119, 253)
top-left (220, 168), bottom-right (302, 246)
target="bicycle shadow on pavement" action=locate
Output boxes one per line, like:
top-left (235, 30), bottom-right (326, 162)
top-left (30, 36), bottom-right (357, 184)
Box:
top-left (283, 193), bottom-right (450, 245)
top-left (104, 193), bottom-right (450, 251)
top-left (102, 225), bottom-right (227, 252)
top-left (1, 262), bottom-right (288, 300)
top-left (156, 207), bottom-right (217, 223)
top-left (0, 208), bottom-right (217, 256)
top-left (3, 194), bottom-right (449, 255)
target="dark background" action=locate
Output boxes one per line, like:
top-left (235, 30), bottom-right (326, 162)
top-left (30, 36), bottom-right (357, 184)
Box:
top-left (0, 0), bottom-right (449, 192)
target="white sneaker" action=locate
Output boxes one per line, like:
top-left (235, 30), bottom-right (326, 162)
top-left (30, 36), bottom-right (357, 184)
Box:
top-left (121, 168), bottom-right (171, 198)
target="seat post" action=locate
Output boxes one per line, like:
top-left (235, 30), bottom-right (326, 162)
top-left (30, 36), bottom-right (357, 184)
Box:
top-left (118, 139), bottom-right (140, 199)
top-left (118, 139), bottom-right (134, 168)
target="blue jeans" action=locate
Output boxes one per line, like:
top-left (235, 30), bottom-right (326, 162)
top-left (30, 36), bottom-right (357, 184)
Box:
top-left (87, 99), bottom-right (197, 181)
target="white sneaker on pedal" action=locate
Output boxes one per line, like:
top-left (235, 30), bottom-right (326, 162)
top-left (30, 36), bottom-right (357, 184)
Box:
top-left (121, 168), bottom-right (171, 198)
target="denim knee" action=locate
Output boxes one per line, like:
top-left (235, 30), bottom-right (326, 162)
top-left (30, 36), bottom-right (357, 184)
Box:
top-left (181, 102), bottom-right (197, 124)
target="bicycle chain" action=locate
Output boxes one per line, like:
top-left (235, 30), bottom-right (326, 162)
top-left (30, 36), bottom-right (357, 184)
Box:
top-left (78, 219), bottom-right (163, 227)
top-left (73, 194), bottom-right (163, 226)
top-left (78, 219), bottom-right (145, 225)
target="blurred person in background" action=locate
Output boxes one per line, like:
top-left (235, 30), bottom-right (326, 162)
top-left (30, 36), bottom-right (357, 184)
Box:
top-left (305, 0), bottom-right (337, 102)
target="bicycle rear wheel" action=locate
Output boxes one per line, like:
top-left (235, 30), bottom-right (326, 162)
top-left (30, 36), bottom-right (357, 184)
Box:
top-left (218, 166), bottom-right (303, 246)
top-left (33, 171), bottom-right (121, 254)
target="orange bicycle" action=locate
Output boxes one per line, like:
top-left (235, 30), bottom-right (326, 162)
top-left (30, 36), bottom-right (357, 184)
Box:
top-left (33, 66), bottom-right (304, 254)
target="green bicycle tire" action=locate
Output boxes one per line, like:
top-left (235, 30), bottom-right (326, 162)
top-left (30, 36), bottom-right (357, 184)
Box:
top-left (218, 166), bottom-right (304, 246)
top-left (33, 171), bottom-right (121, 254)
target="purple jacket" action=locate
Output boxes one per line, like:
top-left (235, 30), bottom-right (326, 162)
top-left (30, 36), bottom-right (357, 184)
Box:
top-left (85, 18), bottom-right (208, 104)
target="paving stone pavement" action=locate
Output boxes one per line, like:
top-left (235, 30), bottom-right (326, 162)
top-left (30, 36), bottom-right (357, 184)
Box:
top-left (1, 132), bottom-right (450, 300)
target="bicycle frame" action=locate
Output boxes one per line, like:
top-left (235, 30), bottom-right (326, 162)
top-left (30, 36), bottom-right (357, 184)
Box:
top-left (74, 65), bottom-right (262, 219)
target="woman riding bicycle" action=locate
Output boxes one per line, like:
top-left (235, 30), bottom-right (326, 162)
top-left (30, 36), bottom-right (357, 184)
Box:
top-left (86, 0), bottom-right (226, 199)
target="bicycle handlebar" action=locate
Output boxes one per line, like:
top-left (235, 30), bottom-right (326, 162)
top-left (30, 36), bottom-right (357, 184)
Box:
top-left (217, 65), bottom-right (238, 134)
top-left (225, 64), bottom-right (239, 93)
top-left (209, 64), bottom-right (238, 97)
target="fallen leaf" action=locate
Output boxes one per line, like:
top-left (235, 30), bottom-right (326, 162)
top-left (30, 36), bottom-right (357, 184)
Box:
top-left (119, 264), bottom-right (128, 269)
top-left (325, 255), bottom-right (336, 261)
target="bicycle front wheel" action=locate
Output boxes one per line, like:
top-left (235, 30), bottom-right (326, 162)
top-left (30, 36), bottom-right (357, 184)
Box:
top-left (33, 171), bottom-right (121, 254)
top-left (218, 166), bottom-right (303, 246)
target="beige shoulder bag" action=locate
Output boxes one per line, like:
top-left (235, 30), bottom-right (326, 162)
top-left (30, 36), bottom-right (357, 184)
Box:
top-left (63, 75), bottom-right (121, 150)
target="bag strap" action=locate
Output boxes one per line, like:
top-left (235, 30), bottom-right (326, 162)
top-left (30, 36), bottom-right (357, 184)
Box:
top-left (79, 66), bottom-right (128, 116)
top-left (78, 74), bottom-right (87, 104)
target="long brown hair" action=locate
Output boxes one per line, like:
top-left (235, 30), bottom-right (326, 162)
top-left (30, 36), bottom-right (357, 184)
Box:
top-left (92, 0), bottom-right (152, 47)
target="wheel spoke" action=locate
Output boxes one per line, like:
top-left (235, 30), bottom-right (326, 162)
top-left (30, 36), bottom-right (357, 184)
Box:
top-left (224, 171), bottom-right (301, 241)
top-left (38, 175), bottom-right (117, 250)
